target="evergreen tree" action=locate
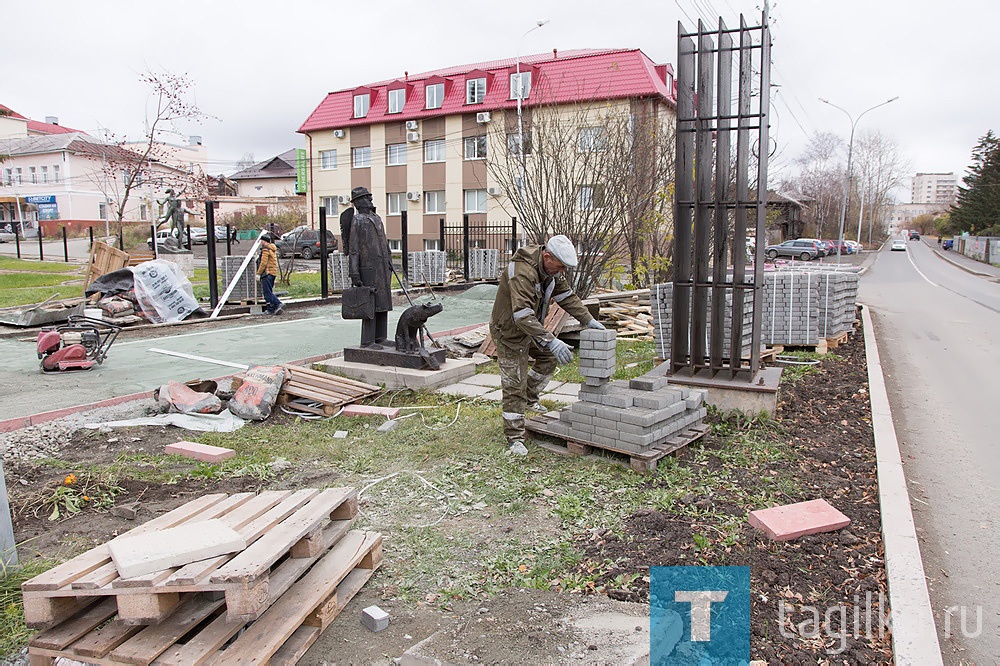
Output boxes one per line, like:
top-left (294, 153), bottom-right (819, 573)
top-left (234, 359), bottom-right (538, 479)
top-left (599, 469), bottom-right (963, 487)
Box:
top-left (951, 130), bottom-right (1000, 234)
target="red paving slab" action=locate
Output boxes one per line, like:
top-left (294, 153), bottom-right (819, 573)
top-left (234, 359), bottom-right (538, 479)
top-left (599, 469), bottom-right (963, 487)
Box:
top-left (341, 404), bottom-right (401, 418)
top-left (748, 498), bottom-right (850, 541)
top-left (165, 441), bottom-right (236, 463)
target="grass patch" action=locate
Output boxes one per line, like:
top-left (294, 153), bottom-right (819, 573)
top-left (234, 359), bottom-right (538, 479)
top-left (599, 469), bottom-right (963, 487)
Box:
top-left (1, 560), bottom-right (53, 655)
top-left (0, 257), bottom-right (81, 273)
top-left (0, 272), bottom-right (83, 289)
top-left (0, 285), bottom-right (79, 309)
top-left (776, 350), bottom-right (831, 383)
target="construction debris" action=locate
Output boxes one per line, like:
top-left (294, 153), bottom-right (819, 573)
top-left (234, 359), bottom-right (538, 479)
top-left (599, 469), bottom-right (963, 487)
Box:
top-left (278, 364), bottom-right (381, 416)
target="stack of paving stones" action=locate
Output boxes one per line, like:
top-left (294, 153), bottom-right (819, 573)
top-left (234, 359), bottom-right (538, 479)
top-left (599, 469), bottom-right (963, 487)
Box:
top-left (760, 270), bottom-right (821, 345)
top-left (328, 252), bottom-right (352, 291)
top-left (468, 248), bottom-right (500, 280)
top-left (543, 328), bottom-right (708, 454)
top-left (406, 250), bottom-right (447, 286)
top-left (783, 267), bottom-right (860, 337)
top-left (222, 256), bottom-right (258, 301)
top-left (650, 283), bottom-right (754, 360)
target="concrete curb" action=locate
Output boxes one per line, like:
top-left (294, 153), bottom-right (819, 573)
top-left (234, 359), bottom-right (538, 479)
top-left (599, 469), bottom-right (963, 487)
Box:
top-left (929, 247), bottom-right (996, 278)
top-left (860, 304), bottom-right (942, 664)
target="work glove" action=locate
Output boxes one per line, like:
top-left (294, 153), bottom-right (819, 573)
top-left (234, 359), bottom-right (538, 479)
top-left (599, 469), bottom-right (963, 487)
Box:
top-left (546, 337), bottom-right (574, 365)
top-left (586, 319), bottom-right (606, 330)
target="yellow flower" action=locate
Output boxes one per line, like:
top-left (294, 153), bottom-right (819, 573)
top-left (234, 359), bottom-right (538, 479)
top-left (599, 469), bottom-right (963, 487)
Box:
top-left (64, 474), bottom-right (77, 486)
top-left (83, 496), bottom-right (90, 501)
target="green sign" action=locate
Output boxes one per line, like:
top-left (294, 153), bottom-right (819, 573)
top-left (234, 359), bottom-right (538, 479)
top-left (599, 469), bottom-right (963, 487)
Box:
top-left (296, 148), bottom-right (308, 194)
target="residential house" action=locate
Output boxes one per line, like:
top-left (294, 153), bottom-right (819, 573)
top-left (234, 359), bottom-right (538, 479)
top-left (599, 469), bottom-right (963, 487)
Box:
top-left (767, 191), bottom-right (811, 242)
top-left (229, 149), bottom-right (300, 197)
top-left (298, 48), bottom-right (676, 251)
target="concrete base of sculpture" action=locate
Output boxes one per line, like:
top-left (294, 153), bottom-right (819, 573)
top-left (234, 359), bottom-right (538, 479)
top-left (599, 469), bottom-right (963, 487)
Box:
top-left (156, 250), bottom-right (194, 278)
top-left (343, 343), bottom-right (448, 370)
top-left (663, 366), bottom-right (782, 416)
top-left (317, 356), bottom-right (476, 390)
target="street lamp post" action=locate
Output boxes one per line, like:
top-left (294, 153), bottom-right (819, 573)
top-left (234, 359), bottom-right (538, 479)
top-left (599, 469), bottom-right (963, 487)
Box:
top-left (515, 19), bottom-right (549, 221)
top-left (819, 96), bottom-right (898, 263)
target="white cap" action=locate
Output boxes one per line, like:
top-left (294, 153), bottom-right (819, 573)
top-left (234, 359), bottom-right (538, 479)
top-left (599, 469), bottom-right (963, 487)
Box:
top-left (546, 235), bottom-right (578, 267)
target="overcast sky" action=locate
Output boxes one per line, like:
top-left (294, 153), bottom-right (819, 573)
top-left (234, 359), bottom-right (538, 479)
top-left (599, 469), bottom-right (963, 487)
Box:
top-left (3, 0), bottom-right (995, 199)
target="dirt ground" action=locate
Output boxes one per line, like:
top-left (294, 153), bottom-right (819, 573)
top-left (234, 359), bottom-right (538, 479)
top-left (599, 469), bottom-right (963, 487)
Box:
top-left (5, 316), bottom-right (889, 664)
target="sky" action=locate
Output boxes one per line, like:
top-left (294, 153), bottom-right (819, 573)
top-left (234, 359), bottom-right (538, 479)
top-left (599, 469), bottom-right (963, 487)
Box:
top-left (3, 0), bottom-right (996, 200)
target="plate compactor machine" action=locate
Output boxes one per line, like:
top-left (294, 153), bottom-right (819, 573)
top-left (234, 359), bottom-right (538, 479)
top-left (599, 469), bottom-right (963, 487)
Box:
top-left (36, 315), bottom-right (122, 372)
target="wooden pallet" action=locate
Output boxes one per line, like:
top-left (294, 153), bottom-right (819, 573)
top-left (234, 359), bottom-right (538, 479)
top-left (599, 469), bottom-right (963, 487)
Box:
top-left (768, 330), bottom-right (849, 356)
top-left (85, 242), bottom-right (131, 290)
top-left (527, 413), bottom-right (710, 472)
top-left (278, 365), bottom-right (381, 415)
top-left (27, 529), bottom-right (382, 666)
top-left (21, 488), bottom-right (359, 629)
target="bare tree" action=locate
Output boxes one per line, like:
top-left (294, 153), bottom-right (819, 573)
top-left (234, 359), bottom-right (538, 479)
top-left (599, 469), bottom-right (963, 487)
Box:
top-left (852, 129), bottom-right (909, 243)
top-left (486, 100), bottom-right (675, 297)
top-left (785, 131), bottom-right (845, 239)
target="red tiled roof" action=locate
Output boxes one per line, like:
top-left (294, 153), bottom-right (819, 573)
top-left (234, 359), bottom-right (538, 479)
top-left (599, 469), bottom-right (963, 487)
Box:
top-left (0, 104), bottom-right (29, 120)
top-left (298, 48), bottom-right (675, 133)
top-left (27, 119), bottom-right (82, 135)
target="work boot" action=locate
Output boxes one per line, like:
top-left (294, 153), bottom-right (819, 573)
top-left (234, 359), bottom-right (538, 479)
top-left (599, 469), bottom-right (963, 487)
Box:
top-left (507, 440), bottom-right (528, 456)
top-left (526, 401), bottom-right (546, 414)
top-left (274, 304), bottom-right (285, 315)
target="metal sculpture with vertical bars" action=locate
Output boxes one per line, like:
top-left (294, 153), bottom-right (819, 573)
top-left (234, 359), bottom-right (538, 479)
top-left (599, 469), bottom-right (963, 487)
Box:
top-left (671, 11), bottom-right (771, 380)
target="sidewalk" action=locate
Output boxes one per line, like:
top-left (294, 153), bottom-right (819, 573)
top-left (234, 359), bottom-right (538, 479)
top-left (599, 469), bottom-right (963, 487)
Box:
top-left (923, 238), bottom-right (1000, 279)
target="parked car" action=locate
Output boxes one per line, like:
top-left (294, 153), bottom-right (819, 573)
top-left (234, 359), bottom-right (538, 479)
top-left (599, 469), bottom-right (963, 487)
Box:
top-left (891, 240), bottom-right (907, 251)
top-left (824, 239), bottom-right (854, 255)
top-left (185, 227), bottom-right (209, 244)
top-left (0, 224), bottom-right (16, 243)
top-left (909, 230), bottom-right (920, 241)
top-left (146, 229), bottom-right (177, 250)
top-left (275, 228), bottom-right (338, 259)
top-left (764, 239), bottom-right (820, 261)
top-left (845, 240), bottom-right (862, 253)
top-left (942, 239), bottom-right (954, 250)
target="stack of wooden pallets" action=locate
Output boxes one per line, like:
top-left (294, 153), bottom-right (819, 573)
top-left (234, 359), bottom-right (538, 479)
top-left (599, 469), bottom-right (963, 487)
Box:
top-left (277, 364), bottom-right (381, 416)
top-left (23, 488), bottom-right (381, 665)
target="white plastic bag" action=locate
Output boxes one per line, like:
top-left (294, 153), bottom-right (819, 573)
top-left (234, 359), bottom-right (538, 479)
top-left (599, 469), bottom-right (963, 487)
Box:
top-left (132, 260), bottom-right (200, 323)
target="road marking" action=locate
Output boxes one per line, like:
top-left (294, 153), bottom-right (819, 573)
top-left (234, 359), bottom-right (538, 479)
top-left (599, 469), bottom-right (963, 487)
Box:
top-left (147, 347), bottom-right (250, 369)
top-left (117, 317), bottom-right (326, 346)
top-left (905, 247), bottom-right (939, 287)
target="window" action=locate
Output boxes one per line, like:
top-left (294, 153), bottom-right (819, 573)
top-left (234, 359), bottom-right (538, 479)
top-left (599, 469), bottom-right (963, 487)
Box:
top-left (99, 202), bottom-right (108, 220)
top-left (353, 93), bottom-right (370, 118)
top-left (464, 189), bottom-right (487, 213)
top-left (29, 167), bottom-right (37, 184)
top-left (41, 166), bottom-right (48, 183)
top-left (52, 165), bottom-right (60, 183)
top-left (352, 146), bottom-right (371, 168)
top-left (139, 204), bottom-right (148, 221)
top-left (386, 143), bottom-right (407, 166)
top-left (509, 71), bottom-right (531, 100)
top-left (464, 136), bottom-right (487, 160)
top-left (426, 83), bottom-right (444, 109)
top-left (578, 126), bottom-right (607, 152)
top-left (387, 192), bottom-right (406, 215)
top-left (14, 168), bottom-right (22, 185)
top-left (321, 196), bottom-right (338, 214)
top-left (507, 132), bottom-right (532, 156)
top-left (319, 149), bottom-right (337, 170)
top-left (466, 77), bottom-right (486, 104)
top-left (3, 169), bottom-right (10, 186)
top-left (425, 191), bottom-right (446, 214)
top-left (424, 139), bottom-right (445, 163)
top-left (424, 238), bottom-right (442, 251)
top-left (388, 89), bottom-right (405, 114)
top-left (388, 239), bottom-right (402, 253)
top-left (577, 185), bottom-right (606, 210)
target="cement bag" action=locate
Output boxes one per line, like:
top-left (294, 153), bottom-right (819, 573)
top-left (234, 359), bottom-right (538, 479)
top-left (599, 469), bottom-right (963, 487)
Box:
top-left (229, 365), bottom-right (286, 421)
top-left (156, 380), bottom-right (223, 414)
top-left (132, 260), bottom-right (199, 323)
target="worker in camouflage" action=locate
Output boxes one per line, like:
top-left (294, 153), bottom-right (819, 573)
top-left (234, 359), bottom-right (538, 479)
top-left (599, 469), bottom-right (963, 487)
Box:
top-left (489, 235), bottom-right (605, 456)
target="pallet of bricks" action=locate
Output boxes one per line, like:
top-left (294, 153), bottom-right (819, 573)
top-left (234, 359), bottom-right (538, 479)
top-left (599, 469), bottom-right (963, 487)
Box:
top-left (649, 283), bottom-right (754, 362)
top-left (526, 328), bottom-right (710, 472)
top-left (467, 248), bottom-right (499, 280)
top-left (406, 250), bottom-right (446, 286)
top-left (328, 252), bottom-right (351, 292)
top-left (23, 488), bottom-right (382, 665)
top-left (762, 267), bottom-right (859, 351)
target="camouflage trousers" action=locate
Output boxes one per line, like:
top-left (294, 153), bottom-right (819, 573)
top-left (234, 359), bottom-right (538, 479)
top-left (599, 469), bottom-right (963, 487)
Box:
top-left (490, 326), bottom-right (556, 444)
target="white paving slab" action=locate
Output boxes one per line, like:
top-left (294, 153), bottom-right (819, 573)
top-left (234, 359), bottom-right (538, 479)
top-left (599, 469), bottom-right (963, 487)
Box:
top-left (462, 373), bottom-right (502, 387)
top-left (480, 389), bottom-right (504, 401)
top-left (551, 382), bottom-right (582, 395)
top-left (438, 383), bottom-right (492, 398)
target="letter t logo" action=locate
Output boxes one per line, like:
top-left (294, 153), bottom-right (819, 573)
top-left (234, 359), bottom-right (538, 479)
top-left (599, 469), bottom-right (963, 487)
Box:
top-left (675, 590), bottom-right (729, 641)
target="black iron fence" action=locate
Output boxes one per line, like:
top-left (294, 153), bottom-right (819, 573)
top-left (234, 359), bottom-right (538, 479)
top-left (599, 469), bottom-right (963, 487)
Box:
top-left (400, 212), bottom-right (520, 281)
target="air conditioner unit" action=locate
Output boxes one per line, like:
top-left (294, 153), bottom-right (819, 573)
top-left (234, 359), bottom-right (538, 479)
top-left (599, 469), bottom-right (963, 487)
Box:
top-left (406, 191), bottom-right (421, 201)
top-left (487, 186), bottom-right (502, 196)
top-left (476, 112), bottom-right (492, 123)
top-left (406, 131), bottom-right (420, 143)
top-left (333, 129), bottom-right (346, 139)
top-left (405, 120), bottom-right (419, 131)
top-left (337, 195), bottom-right (351, 205)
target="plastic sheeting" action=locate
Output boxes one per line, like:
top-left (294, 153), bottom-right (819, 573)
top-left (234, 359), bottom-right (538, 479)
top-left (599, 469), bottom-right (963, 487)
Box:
top-left (132, 260), bottom-right (200, 323)
top-left (84, 409), bottom-right (246, 432)
top-left (85, 268), bottom-right (134, 298)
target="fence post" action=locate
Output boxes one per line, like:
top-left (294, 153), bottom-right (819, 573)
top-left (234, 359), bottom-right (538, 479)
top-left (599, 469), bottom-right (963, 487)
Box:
top-left (185, 224), bottom-right (192, 251)
top-left (88, 225), bottom-right (94, 252)
top-left (226, 224), bottom-right (232, 256)
top-left (14, 229), bottom-right (20, 259)
top-left (205, 201), bottom-right (219, 310)
top-left (37, 225), bottom-right (44, 261)
top-left (319, 206), bottom-right (329, 299)
top-left (401, 210), bottom-right (409, 278)
top-left (0, 461), bottom-right (17, 568)
top-left (462, 214), bottom-right (471, 283)
top-left (511, 216), bottom-right (518, 255)
top-left (151, 224), bottom-right (158, 259)
top-left (62, 226), bottom-right (69, 262)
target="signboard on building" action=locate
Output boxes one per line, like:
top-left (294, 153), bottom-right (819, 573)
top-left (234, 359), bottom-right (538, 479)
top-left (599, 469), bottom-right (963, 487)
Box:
top-left (25, 195), bottom-right (59, 220)
top-left (296, 149), bottom-right (307, 194)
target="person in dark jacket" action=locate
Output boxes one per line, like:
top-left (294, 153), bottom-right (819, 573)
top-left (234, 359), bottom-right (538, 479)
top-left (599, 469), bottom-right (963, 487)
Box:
top-left (489, 235), bottom-right (605, 455)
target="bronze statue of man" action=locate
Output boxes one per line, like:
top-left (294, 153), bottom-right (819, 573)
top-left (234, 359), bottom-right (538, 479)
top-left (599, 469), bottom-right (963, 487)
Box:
top-left (156, 188), bottom-right (191, 250)
top-left (343, 186), bottom-right (393, 347)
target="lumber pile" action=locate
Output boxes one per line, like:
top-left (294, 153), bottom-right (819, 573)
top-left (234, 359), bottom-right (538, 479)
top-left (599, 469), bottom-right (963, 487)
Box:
top-left (24, 489), bottom-right (381, 665)
top-left (592, 289), bottom-right (652, 339)
top-left (278, 364), bottom-right (381, 416)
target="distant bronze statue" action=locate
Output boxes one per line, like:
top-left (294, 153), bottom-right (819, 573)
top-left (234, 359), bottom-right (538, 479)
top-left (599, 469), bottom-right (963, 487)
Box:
top-left (342, 186), bottom-right (393, 347)
top-left (156, 188), bottom-right (194, 251)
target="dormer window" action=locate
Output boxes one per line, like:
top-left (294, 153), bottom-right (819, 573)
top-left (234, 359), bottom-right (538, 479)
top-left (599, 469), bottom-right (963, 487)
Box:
top-left (426, 82), bottom-right (444, 109)
top-left (510, 71), bottom-right (532, 100)
top-left (388, 88), bottom-right (405, 114)
top-left (466, 77), bottom-right (487, 104)
top-left (354, 93), bottom-right (370, 118)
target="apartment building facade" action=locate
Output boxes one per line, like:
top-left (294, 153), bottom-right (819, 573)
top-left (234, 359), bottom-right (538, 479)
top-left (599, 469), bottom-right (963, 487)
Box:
top-left (298, 48), bottom-right (676, 251)
top-left (911, 172), bottom-right (958, 206)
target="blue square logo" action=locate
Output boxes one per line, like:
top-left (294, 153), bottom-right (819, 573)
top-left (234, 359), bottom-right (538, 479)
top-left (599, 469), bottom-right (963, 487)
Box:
top-left (650, 566), bottom-right (750, 663)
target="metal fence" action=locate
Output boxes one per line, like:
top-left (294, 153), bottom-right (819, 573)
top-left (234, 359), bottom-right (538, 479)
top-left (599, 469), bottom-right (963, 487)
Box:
top-left (401, 212), bottom-right (520, 281)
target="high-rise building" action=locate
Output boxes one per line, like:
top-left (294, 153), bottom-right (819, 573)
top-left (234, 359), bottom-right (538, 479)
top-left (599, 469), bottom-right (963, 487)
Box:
top-left (911, 172), bottom-right (957, 205)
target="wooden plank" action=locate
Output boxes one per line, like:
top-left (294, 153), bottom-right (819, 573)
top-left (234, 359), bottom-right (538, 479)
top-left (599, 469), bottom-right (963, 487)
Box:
top-left (29, 598), bottom-right (117, 649)
top-left (71, 562), bottom-right (121, 590)
top-left (268, 626), bottom-right (321, 666)
top-left (301, 567), bottom-right (373, 630)
top-left (109, 595), bottom-right (225, 665)
top-left (211, 488), bottom-right (356, 584)
top-left (281, 383), bottom-right (357, 405)
top-left (213, 530), bottom-right (381, 665)
top-left (280, 372), bottom-right (361, 398)
top-left (282, 364), bottom-right (379, 391)
top-left (151, 612), bottom-right (246, 666)
top-left (73, 620), bottom-right (144, 659)
top-left (24, 494), bottom-right (230, 592)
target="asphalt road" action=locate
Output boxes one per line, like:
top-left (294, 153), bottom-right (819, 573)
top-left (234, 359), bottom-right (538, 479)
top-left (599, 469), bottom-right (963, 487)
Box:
top-left (859, 239), bottom-right (999, 663)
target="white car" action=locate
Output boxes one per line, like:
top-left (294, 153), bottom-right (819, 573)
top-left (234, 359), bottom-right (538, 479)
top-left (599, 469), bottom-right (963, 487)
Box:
top-left (890, 240), bottom-right (906, 252)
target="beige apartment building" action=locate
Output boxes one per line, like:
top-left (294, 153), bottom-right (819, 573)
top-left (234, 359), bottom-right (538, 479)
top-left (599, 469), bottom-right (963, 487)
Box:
top-left (298, 48), bottom-right (677, 251)
top-left (911, 172), bottom-right (958, 206)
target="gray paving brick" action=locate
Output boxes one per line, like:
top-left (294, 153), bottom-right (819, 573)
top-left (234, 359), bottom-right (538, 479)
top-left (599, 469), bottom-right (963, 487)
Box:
top-left (629, 376), bottom-right (668, 392)
top-left (572, 402), bottom-right (597, 416)
top-left (599, 393), bottom-right (631, 409)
